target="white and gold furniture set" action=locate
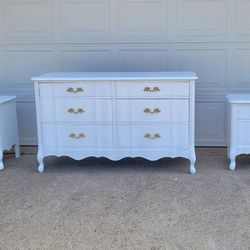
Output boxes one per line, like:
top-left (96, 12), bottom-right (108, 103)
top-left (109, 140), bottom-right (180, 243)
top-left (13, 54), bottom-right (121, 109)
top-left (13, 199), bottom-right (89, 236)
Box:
top-left (32, 72), bottom-right (197, 174)
top-left (2, 72), bottom-right (248, 173)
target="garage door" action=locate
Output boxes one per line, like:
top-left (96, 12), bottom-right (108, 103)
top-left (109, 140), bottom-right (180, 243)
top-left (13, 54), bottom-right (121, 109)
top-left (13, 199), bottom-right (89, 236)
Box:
top-left (0, 0), bottom-right (250, 146)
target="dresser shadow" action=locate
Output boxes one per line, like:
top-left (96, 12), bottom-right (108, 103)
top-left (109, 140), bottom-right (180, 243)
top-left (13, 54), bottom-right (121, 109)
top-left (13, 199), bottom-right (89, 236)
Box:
top-left (43, 156), bottom-right (190, 174)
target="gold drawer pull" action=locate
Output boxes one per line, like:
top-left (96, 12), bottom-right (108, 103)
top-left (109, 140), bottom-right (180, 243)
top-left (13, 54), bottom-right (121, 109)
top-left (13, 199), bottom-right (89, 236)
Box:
top-left (68, 108), bottom-right (84, 114)
top-left (144, 86), bottom-right (160, 93)
top-left (144, 108), bottom-right (161, 114)
top-left (144, 133), bottom-right (161, 139)
top-left (69, 133), bottom-right (85, 139)
top-left (67, 87), bottom-right (84, 93)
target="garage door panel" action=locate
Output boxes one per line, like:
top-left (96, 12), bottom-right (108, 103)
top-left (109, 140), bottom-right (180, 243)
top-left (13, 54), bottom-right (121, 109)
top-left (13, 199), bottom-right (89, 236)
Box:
top-left (236, 0), bottom-right (250, 35)
top-left (0, 50), bottom-right (4, 83)
top-left (176, 0), bottom-right (227, 36)
top-left (60, 0), bottom-right (110, 38)
top-left (16, 102), bottom-right (37, 145)
top-left (234, 49), bottom-right (250, 89)
top-left (3, 0), bottom-right (53, 37)
top-left (196, 102), bottom-right (226, 146)
top-left (61, 50), bottom-right (112, 72)
top-left (0, 1), bottom-right (4, 40)
top-left (118, 0), bottom-right (168, 39)
top-left (177, 49), bottom-right (227, 89)
top-left (117, 50), bottom-right (168, 71)
top-left (5, 50), bottom-right (55, 84)
top-left (2, 49), bottom-right (55, 103)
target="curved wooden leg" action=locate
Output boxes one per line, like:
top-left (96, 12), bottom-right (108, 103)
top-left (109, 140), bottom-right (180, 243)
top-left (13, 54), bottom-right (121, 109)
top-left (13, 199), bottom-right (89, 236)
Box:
top-left (229, 159), bottom-right (236, 171)
top-left (14, 144), bottom-right (20, 158)
top-left (189, 150), bottom-right (196, 174)
top-left (229, 150), bottom-right (236, 171)
top-left (0, 151), bottom-right (4, 171)
top-left (37, 149), bottom-right (44, 173)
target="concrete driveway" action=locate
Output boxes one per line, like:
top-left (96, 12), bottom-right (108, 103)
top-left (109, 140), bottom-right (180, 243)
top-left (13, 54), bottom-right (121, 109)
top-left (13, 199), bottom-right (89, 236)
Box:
top-left (0, 148), bottom-right (249, 250)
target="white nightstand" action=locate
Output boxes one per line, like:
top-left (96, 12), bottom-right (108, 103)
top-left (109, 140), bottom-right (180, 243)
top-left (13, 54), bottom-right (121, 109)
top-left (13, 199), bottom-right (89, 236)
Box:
top-left (0, 96), bottom-right (20, 170)
top-left (226, 94), bottom-right (250, 170)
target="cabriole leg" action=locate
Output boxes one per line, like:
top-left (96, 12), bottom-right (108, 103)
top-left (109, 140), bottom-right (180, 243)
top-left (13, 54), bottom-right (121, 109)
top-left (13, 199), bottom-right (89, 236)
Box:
top-left (37, 149), bottom-right (44, 173)
top-left (229, 159), bottom-right (236, 171)
top-left (14, 144), bottom-right (20, 158)
top-left (189, 150), bottom-right (196, 174)
top-left (229, 156), bottom-right (236, 171)
top-left (0, 151), bottom-right (4, 171)
top-left (229, 151), bottom-right (236, 171)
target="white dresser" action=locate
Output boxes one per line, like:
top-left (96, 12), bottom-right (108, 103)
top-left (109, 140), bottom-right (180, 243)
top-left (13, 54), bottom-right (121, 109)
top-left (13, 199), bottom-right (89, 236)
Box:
top-left (0, 96), bottom-right (20, 170)
top-left (227, 94), bottom-right (250, 170)
top-left (32, 72), bottom-right (197, 174)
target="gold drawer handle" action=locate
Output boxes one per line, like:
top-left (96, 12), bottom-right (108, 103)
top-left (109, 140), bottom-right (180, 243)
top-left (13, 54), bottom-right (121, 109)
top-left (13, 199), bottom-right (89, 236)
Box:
top-left (68, 108), bottom-right (84, 114)
top-left (69, 133), bottom-right (85, 139)
top-left (144, 133), bottom-right (161, 139)
top-left (144, 86), bottom-right (160, 93)
top-left (67, 87), bottom-right (84, 93)
top-left (144, 108), bottom-right (161, 114)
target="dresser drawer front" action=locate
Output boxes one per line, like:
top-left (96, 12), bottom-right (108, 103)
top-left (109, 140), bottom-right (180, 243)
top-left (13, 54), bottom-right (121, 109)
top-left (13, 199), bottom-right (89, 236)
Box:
top-left (116, 99), bottom-right (189, 123)
top-left (39, 82), bottom-right (112, 97)
top-left (117, 124), bottom-right (189, 148)
top-left (41, 98), bottom-right (112, 123)
top-left (42, 124), bottom-right (113, 148)
top-left (115, 82), bottom-right (189, 98)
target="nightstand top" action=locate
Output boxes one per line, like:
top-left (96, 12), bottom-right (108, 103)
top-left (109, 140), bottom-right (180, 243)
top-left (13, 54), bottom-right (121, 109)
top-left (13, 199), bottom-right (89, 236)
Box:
top-left (0, 96), bottom-right (16, 104)
top-left (226, 94), bottom-right (250, 104)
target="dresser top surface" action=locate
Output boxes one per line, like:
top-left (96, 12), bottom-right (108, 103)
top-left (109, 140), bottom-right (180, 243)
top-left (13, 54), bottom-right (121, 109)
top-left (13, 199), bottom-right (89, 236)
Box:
top-left (0, 96), bottom-right (16, 104)
top-left (32, 72), bottom-right (198, 81)
top-left (226, 94), bottom-right (250, 104)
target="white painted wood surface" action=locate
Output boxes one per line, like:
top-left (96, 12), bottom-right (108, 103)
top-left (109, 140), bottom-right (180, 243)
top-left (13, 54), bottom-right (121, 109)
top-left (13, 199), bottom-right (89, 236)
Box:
top-left (40, 98), bottom-right (113, 123)
top-left (226, 94), bottom-right (250, 170)
top-left (116, 99), bottom-right (189, 123)
top-left (0, 96), bottom-right (20, 170)
top-left (33, 72), bottom-right (196, 174)
top-left (1, 1), bottom-right (250, 146)
top-left (31, 72), bottom-right (198, 81)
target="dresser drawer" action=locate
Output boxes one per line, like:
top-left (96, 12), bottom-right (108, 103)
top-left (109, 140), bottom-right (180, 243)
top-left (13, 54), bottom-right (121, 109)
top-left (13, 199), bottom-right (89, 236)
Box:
top-left (40, 98), bottom-right (112, 123)
top-left (116, 99), bottom-right (189, 123)
top-left (39, 82), bottom-right (112, 97)
top-left (117, 124), bottom-right (189, 148)
top-left (115, 81), bottom-right (189, 98)
top-left (42, 124), bottom-right (113, 148)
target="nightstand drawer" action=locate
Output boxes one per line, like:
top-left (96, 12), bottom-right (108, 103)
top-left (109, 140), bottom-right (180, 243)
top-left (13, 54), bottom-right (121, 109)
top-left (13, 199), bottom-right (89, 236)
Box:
top-left (42, 124), bottom-right (113, 148)
top-left (40, 98), bottom-right (112, 123)
top-left (117, 124), bottom-right (189, 148)
top-left (116, 99), bottom-right (189, 123)
top-left (238, 105), bottom-right (250, 120)
top-left (39, 82), bottom-right (112, 97)
top-left (116, 81), bottom-right (189, 98)
top-left (237, 121), bottom-right (250, 145)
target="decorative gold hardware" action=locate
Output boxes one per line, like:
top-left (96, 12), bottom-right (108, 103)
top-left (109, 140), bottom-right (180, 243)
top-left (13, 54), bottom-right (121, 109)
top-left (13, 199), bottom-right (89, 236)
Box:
top-left (144, 133), bottom-right (161, 139)
top-left (144, 86), bottom-right (160, 93)
top-left (67, 87), bottom-right (84, 93)
top-left (144, 108), bottom-right (161, 114)
top-left (69, 133), bottom-right (85, 139)
top-left (68, 108), bottom-right (84, 114)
